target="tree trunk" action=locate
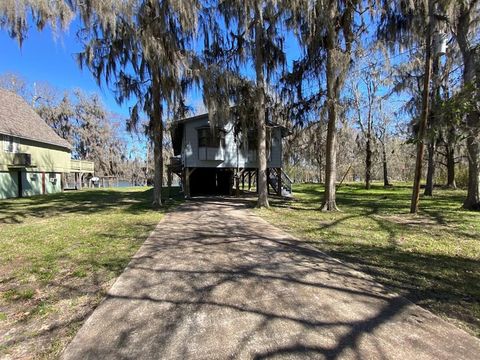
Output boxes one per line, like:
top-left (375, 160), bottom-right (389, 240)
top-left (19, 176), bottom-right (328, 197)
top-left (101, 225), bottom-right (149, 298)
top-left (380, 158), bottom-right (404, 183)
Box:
top-left (424, 141), bottom-right (435, 196)
top-left (381, 142), bottom-right (391, 187)
top-left (463, 70), bottom-right (480, 209)
top-left (464, 133), bottom-right (480, 210)
top-left (254, 3), bottom-right (269, 208)
top-left (321, 43), bottom-right (339, 211)
top-left (446, 144), bottom-right (456, 188)
top-left (410, 0), bottom-right (433, 213)
top-left (457, 6), bottom-right (480, 210)
top-left (151, 73), bottom-right (163, 207)
top-left (365, 133), bottom-right (372, 190)
top-left (424, 54), bottom-right (440, 197)
top-left (462, 54), bottom-right (480, 208)
top-left (317, 155), bottom-right (323, 184)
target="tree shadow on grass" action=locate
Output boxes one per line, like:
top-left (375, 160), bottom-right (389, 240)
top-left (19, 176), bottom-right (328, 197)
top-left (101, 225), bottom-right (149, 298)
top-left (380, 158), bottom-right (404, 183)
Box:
top-left (263, 184), bottom-right (480, 337)
top-left (0, 187), bottom-right (182, 225)
top-left (318, 240), bottom-right (480, 336)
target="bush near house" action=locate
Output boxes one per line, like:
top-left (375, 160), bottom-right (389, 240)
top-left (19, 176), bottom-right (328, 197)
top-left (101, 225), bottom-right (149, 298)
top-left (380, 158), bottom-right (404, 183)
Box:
top-left (256, 183), bottom-right (480, 338)
top-left (0, 187), bottom-right (180, 359)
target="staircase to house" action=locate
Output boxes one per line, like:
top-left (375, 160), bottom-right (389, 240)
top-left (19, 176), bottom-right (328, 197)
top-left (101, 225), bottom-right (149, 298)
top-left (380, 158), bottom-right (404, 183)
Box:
top-left (168, 156), bottom-right (183, 177)
top-left (268, 168), bottom-right (293, 197)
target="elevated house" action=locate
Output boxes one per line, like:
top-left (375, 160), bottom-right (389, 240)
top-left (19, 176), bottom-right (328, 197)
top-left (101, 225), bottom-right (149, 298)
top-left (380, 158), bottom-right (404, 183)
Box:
top-left (169, 112), bottom-right (292, 197)
top-left (0, 89), bottom-right (94, 199)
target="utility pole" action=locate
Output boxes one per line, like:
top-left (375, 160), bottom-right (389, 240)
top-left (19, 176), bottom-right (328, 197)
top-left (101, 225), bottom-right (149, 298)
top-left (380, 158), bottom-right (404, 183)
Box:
top-left (410, 0), bottom-right (434, 214)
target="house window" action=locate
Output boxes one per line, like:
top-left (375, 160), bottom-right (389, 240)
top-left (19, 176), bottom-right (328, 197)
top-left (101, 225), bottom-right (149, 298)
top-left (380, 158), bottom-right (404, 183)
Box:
top-left (246, 129), bottom-right (272, 162)
top-left (198, 128), bottom-right (225, 148)
top-left (3, 135), bottom-right (18, 153)
top-left (198, 127), bottom-right (225, 161)
top-left (247, 130), bottom-right (257, 162)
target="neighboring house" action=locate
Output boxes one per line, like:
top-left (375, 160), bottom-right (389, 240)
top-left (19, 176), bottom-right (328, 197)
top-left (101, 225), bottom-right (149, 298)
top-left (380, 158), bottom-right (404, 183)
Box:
top-left (169, 112), bottom-right (292, 197)
top-left (0, 89), bottom-right (94, 199)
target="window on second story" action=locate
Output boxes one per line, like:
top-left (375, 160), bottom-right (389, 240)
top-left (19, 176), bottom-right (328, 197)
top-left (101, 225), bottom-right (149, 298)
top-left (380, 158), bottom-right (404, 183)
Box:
top-left (3, 135), bottom-right (18, 153)
top-left (198, 127), bottom-right (226, 161)
top-left (245, 129), bottom-right (272, 162)
top-left (198, 128), bottom-right (225, 148)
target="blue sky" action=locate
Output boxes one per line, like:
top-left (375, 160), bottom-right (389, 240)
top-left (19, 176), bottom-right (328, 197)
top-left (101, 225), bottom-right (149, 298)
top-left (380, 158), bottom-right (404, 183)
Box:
top-left (0, 23), bottom-right (132, 118)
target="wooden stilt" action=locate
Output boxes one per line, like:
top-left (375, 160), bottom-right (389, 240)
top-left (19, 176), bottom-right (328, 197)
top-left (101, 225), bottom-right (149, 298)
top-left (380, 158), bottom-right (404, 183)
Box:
top-left (235, 169), bottom-right (240, 197)
top-left (167, 167), bottom-right (172, 199)
top-left (277, 167), bottom-right (282, 196)
top-left (267, 168), bottom-right (270, 195)
top-left (185, 167), bottom-right (191, 198)
top-left (248, 171), bottom-right (252, 191)
top-left (184, 167), bottom-right (197, 198)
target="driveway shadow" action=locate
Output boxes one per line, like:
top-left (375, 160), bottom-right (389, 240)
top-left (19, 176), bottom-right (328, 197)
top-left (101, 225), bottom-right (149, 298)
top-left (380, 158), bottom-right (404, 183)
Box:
top-left (62, 199), bottom-right (480, 360)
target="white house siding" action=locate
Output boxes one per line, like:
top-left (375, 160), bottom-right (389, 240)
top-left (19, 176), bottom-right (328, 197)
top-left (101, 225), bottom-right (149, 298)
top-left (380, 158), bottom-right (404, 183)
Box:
top-left (182, 116), bottom-right (283, 169)
top-left (0, 171), bottom-right (19, 199)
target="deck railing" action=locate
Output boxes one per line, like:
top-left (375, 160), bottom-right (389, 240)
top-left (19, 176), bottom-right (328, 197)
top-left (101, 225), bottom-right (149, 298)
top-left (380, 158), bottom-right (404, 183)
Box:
top-left (70, 159), bottom-right (95, 173)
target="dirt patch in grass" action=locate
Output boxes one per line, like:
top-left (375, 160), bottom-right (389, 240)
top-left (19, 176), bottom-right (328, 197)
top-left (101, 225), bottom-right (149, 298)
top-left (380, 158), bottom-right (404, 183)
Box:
top-left (0, 187), bottom-right (181, 359)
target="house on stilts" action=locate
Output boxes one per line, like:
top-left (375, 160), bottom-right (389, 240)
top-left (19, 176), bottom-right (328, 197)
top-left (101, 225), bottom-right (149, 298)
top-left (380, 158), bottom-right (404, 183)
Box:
top-left (168, 112), bottom-right (292, 198)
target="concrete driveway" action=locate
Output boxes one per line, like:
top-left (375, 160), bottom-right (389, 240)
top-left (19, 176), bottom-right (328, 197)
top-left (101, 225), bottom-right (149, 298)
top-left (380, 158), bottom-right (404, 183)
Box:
top-left (63, 199), bottom-right (480, 359)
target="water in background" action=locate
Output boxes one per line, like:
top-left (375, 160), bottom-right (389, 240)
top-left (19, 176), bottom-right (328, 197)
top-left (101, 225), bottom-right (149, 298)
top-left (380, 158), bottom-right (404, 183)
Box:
top-left (98, 179), bottom-right (145, 188)
top-left (116, 180), bottom-right (135, 187)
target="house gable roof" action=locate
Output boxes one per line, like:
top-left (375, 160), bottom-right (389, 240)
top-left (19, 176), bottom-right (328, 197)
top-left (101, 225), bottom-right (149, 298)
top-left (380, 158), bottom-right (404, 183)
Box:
top-left (0, 88), bottom-right (71, 150)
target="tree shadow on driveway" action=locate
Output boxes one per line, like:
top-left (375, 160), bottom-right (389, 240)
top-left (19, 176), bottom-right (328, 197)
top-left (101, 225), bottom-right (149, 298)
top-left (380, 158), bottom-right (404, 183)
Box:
top-left (63, 198), bottom-right (480, 360)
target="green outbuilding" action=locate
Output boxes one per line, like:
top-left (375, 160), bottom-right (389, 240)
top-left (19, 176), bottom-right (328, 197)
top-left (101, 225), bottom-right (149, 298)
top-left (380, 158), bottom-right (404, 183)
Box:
top-left (0, 89), bottom-right (93, 199)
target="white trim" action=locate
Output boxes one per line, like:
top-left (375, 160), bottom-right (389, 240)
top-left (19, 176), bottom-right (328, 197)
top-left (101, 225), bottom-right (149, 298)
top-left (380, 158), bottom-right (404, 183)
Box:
top-left (3, 135), bottom-right (19, 153)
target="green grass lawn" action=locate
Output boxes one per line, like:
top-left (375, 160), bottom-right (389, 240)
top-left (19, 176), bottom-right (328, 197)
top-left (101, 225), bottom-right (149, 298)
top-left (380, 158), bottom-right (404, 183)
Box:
top-left (0, 187), bottom-right (180, 359)
top-left (256, 182), bottom-right (480, 337)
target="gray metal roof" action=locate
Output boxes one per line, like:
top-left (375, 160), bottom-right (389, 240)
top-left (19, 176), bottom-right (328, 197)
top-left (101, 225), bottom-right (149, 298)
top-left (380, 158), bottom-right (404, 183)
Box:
top-left (0, 88), bottom-right (71, 150)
